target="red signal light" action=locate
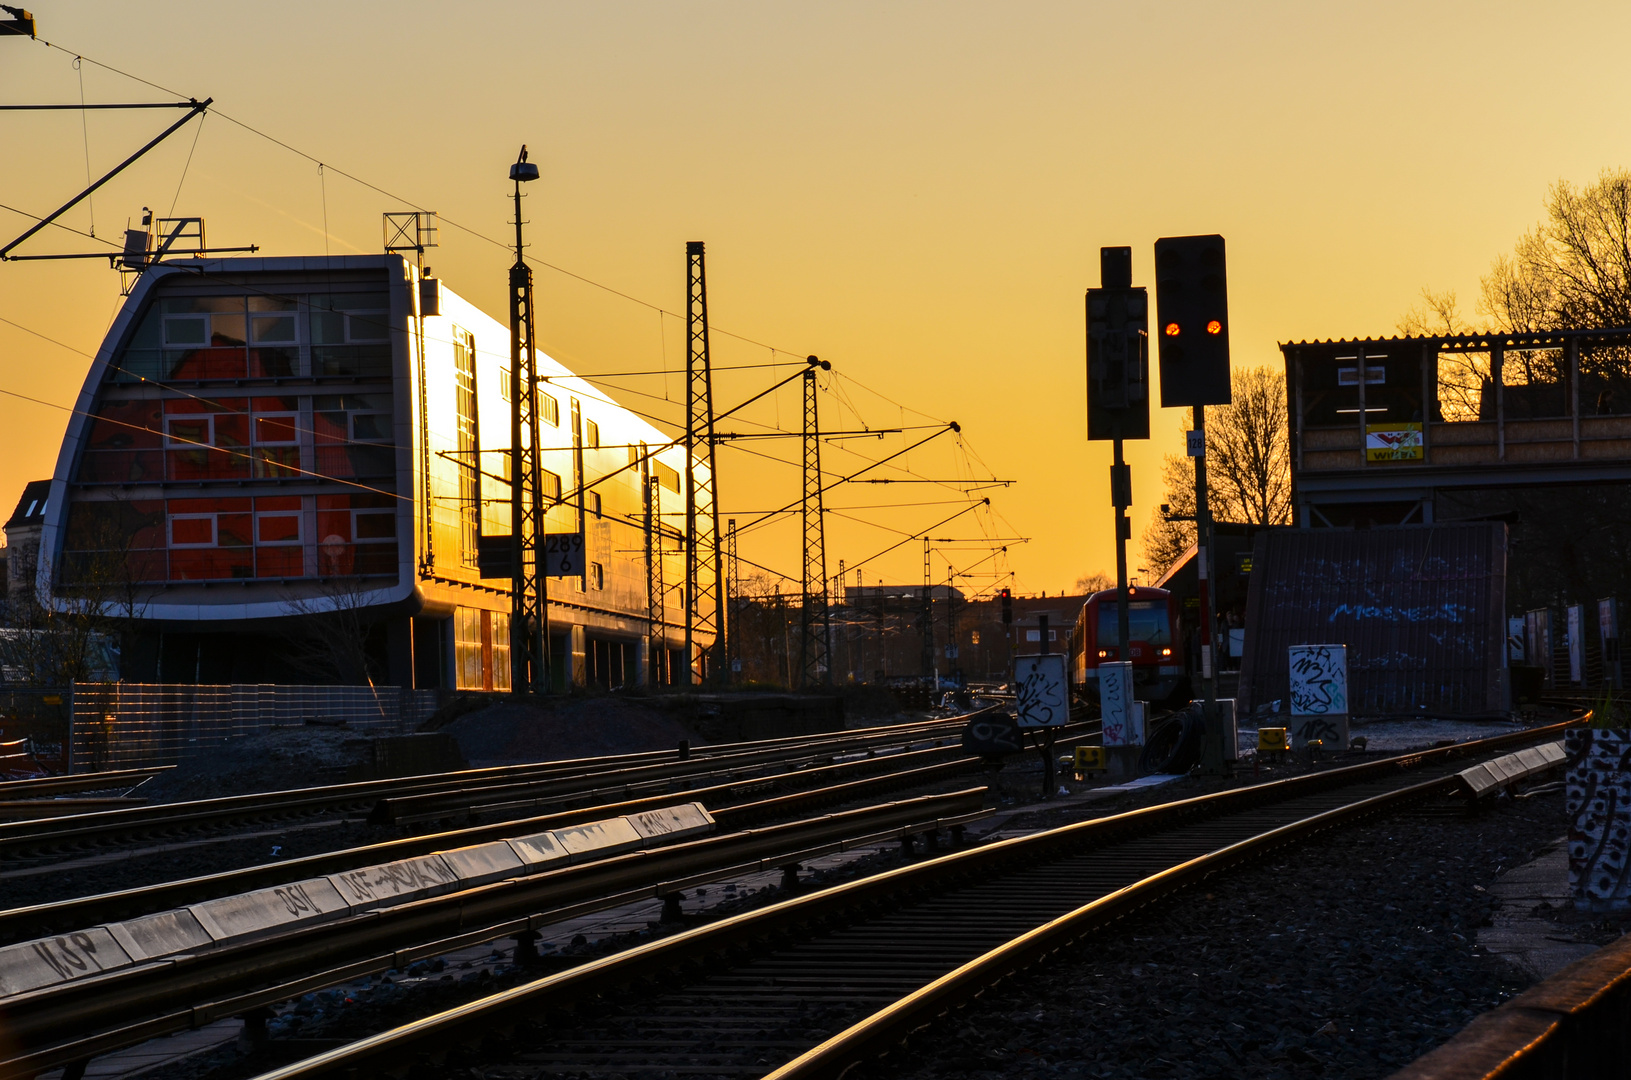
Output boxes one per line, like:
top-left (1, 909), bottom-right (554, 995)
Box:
top-left (1206, 319), bottom-right (1223, 335)
top-left (1164, 322), bottom-right (1180, 337)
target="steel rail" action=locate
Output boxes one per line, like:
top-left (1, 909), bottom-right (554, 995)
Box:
top-left (366, 717), bottom-right (1086, 827)
top-left (0, 743), bottom-right (1001, 945)
top-left (232, 716), bottom-right (1583, 1080)
top-left (0, 767), bottom-right (172, 800)
top-left (0, 798), bottom-right (145, 821)
top-left (0, 789), bottom-right (989, 1079)
top-left (764, 772), bottom-right (1469, 1078)
top-left (0, 715), bottom-right (989, 862)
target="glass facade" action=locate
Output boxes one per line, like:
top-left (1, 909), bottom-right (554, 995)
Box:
top-left (61, 277), bottom-right (399, 587)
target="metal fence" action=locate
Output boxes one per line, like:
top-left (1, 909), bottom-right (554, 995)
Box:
top-left (0, 688), bottom-right (71, 772)
top-left (67, 682), bottom-right (442, 773)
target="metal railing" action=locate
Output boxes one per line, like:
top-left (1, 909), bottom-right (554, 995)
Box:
top-left (66, 682), bottom-right (440, 772)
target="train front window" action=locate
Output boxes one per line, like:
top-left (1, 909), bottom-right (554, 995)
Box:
top-left (1098, 601), bottom-right (1171, 647)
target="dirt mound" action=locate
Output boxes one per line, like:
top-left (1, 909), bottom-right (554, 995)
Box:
top-left (135, 725), bottom-right (375, 803)
top-left (440, 697), bottom-right (709, 767)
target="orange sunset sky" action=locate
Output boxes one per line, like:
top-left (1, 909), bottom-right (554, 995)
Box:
top-left (3, 2), bottom-right (1629, 598)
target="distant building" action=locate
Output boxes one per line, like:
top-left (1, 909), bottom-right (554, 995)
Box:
top-left (4, 479), bottom-right (50, 612)
top-left (35, 255), bottom-right (708, 688)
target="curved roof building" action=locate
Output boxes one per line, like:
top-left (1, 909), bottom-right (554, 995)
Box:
top-left (36, 254), bottom-right (705, 690)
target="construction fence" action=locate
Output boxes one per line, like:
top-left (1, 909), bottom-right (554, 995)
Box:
top-left (66, 682), bottom-right (441, 772)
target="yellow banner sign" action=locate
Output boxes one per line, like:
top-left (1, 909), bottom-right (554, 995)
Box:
top-left (1366, 423), bottom-right (1423, 462)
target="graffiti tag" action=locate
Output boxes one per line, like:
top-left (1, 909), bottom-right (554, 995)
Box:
top-left (1288, 645), bottom-right (1348, 716)
top-left (1014, 655), bottom-right (1067, 729)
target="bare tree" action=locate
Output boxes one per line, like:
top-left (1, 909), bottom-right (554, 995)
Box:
top-left (1141, 366), bottom-right (1293, 577)
top-left (1397, 170), bottom-right (1631, 610)
top-left (280, 575), bottom-right (382, 686)
top-left (1396, 289), bottom-right (1486, 421)
top-left (1073, 571), bottom-right (1112, 595)
top-left (1142, 454), bottom-right (1196, 579)
top-left (1482, 169), bottom-right (1631, 331)
top-left (1409, 172), bottom-right (1631, 418)
top-left (0, 500), bottom-right (154, 686)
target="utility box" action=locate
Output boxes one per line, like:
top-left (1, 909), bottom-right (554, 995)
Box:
top-left (1074, 745), bottom-right (1107, 773)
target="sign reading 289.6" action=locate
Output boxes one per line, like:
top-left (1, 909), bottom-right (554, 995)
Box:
top-left (544, 533), bottom-right (586, 577)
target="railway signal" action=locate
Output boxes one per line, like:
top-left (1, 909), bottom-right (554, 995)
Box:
top-left (1154, 233), bottom-right (1232, 777)
top-left (1153, 234), bottom-right (1232, 408)
top-left (1085, 249), bottom-right (1150, 441)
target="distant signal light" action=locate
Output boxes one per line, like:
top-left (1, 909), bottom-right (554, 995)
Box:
top-left (1164, 322), bottom-right (1180, 336)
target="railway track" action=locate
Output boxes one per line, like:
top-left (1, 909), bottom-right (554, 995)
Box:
top-left (0, 788), bottom-right (991, 1079)
top-left (228, 715), bottom-right (1579, 1080)
top-left (0, 738), bottom-right (1016, 946)
top-left (0, 715), bottom-right (990, 869)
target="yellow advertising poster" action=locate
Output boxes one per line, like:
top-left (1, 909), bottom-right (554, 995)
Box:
top-left (1366, 423), bottom-right (1423, 462)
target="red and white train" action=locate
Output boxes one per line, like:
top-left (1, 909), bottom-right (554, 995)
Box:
top-left (1067, 585), bottom-right (1188, 705)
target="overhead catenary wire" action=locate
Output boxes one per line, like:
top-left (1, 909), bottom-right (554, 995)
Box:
top-left (13, 38), bottom-right (1022, 594)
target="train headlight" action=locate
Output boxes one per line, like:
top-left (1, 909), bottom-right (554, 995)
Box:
top-left (1160, 647), bottom-right (1172, 657)
top-left (1097, 649), bottom-right (1109, 659)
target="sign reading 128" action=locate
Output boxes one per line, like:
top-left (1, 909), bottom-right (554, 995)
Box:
top-left (544, 533), bottom-right (586, 577)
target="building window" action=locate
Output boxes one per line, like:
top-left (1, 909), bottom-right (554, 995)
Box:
top-left (541, 469), bottom-right (562, 503)
top-left (586, 419), bottom-right (600, 449)
top-left (588, 492), bottom-right (601, 517)
top-left (454, 608), bottom-right (484, 691)
top-left (253, 495), bottom-right (304, 577)
top-left (654, 461), bottom-right (680, 492)
top-left (540, 392), bottom-right (559, 426)
top-left (250, 396), bottom-right (301, 478)
top-left (165, 496), bottom-right (253, 580)
top-left (313, 393), bottom-right (394, 478)
top-left (454, 328), bottom-right (480, 569)
top-left (499, 366), bottom-right (512, 403)
top-left (310, 293), bottom-right (391, 378)
top-left (316, 493), bottom-right (398, 576)
top-left (590, 562), bottom-right (604, 590)
top-left (490, 611), bottom-right (512, 692)
top-left (169, 515), bottom-right (215, 547)
top-left (163, 398), bottom-right (250, 481)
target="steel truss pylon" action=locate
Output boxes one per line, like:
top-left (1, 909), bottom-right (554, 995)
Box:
top-left (507, 148), bottom-right (548, 694)
top-left (800, 365), bottom-right (832, 689)
top-left (919, 537), bottom-right (935, 678)
top-left (643, 446), bottom-right (665, 688)
top-left (684, 242), bottom-right (724, 686)
top-left (725, 518), bottom-right (740, 683)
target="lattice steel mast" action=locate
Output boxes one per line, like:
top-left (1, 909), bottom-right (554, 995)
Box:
top-left (919, 537), bottom-right (936, 678)
top-left (507, 147), bottom-right (548, 694)
top-left (725, 519), bottom-right (740, 683)
top-left (800, 362), bottom-right (832, 688)
top-left (643, 446), bottom-right (664, 687)
top-left (684, 242), bottom-right (724, 685)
